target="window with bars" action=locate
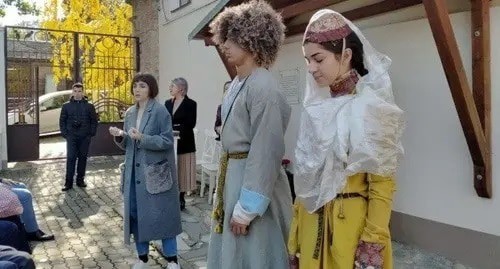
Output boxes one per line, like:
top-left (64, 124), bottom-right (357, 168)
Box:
top-left (169, 0), bottom-right (191, 12)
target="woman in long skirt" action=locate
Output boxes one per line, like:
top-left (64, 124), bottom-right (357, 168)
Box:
top-left (165, 77), bottom-right (197, 210)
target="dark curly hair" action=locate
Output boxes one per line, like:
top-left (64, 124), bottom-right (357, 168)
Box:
top-left (209, 0), bottom-right (285, 68)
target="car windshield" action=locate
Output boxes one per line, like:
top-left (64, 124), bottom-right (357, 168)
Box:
top-left (41, 94), bottom-right (71, 110)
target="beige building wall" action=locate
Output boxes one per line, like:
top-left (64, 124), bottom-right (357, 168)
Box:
top-left (131, 0), bottom-right (160, 78)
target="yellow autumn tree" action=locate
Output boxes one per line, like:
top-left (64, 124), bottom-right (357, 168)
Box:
top-left (41, 0), bottom-right (134, 121)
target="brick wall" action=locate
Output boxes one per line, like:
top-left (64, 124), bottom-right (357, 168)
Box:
top-left (131, 0), bottom-right (160, 79)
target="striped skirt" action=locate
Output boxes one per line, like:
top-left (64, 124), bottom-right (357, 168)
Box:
top-left (177, 152), bottom-right (197, 192)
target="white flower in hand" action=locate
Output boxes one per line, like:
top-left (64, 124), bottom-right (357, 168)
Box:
top-left (109, 127), bottom-right (124, 137)
top-left (128, 128), bottom-right (143, 140)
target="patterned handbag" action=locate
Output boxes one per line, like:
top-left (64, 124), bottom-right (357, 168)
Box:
top-left (0, 184), bottom-right (24, 218)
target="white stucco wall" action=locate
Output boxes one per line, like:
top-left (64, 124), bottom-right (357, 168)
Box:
top-left (158, 6), bottom-right (500, 236)
top-left (368, 9), bottom-right (500, 237)
top-left (0, 28), bottom-right (7, 170)
top-left (158, 2), bottom-right (230, 137)
top-left (159, 0), bottom-right (217, 24)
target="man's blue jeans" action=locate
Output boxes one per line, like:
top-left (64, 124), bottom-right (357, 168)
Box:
top-left (9, 183), bottom-right (38, 233)
top-left (135, 237), bottom-right (177, 257)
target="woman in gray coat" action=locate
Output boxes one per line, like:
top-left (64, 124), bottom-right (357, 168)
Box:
top-left (109, 73), bottom-right (182, 269)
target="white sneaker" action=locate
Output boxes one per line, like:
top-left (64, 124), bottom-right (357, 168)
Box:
top-left (166, 262), bottom-right (180, 269)
top-left (132, 261), bottom-right (150, 269)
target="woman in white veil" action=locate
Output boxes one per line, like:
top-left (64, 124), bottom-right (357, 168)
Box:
top-left (287, 10), bottom-right (405, 269)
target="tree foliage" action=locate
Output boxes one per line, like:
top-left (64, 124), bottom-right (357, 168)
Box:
top-left (0, 0), bottom-right (39, 17)
top-left (41, 0), bottom-right (135, 121)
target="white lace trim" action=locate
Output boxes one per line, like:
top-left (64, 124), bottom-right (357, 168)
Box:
top-left (294, 89), bottom-right (405, 213)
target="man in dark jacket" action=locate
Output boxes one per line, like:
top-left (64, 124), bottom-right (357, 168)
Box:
top-left (59, 83), bottom-right (98, 191)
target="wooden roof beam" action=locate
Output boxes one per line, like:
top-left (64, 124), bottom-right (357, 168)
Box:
top-left (203, 36), bottom-right (216, 46)
top-left (423, 0), bottom-right (491, 197)
top-left (285, 0), bottom-right (423, 37)
top-left (471, 0), bottom-right (491, 197)
top-left (203, 37), bottom-right (237, 79)
top-left (279, 0), bottom-right (346, 20)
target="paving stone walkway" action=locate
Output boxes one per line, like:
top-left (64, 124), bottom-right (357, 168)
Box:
top-left (0, 156), bottom-right (475, 269)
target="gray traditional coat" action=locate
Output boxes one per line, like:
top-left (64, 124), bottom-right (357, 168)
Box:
top-left (114, 99), bottom-right (182, 244)
top-left (207, 68), bottom-right (293, 269)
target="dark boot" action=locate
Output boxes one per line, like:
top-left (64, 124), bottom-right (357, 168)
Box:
top-left (26, 229), bottom-right (55, 242)
top-left (179, 192), bottom-right (186, 211)
top-left (76, 180), bottom-right (87, 188)
top-left (62, 185), bottom-right (73, 191)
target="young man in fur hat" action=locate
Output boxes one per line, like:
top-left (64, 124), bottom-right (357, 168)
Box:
top-left (207, 1), bottom-right (293, 268)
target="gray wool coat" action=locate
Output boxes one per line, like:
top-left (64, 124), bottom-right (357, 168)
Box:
top-left (207, 68), bottom-right (292, 269)
top-left (114, 99), bottom-right (182, 244)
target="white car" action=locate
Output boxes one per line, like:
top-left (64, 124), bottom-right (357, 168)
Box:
top-left (8, 90), bottom-right (73, 135)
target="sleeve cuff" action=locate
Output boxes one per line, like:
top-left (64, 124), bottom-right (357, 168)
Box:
top-left (232, 202), bottom-right (257, 225)
top-left (360, 219), bottom-right (391, 244)
top-left (239, 188), bottom-right (271, 216)
top-left (232, 188), bottom-right (271, 225)
top-left (137, 134), bottom-right (149, 148)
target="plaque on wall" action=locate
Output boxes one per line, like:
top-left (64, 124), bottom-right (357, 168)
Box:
top-left (278, 68), bottom-right (300, 105)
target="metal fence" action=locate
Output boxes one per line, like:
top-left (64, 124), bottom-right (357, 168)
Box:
top-left (5, 26), bottom-right (139, 129)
